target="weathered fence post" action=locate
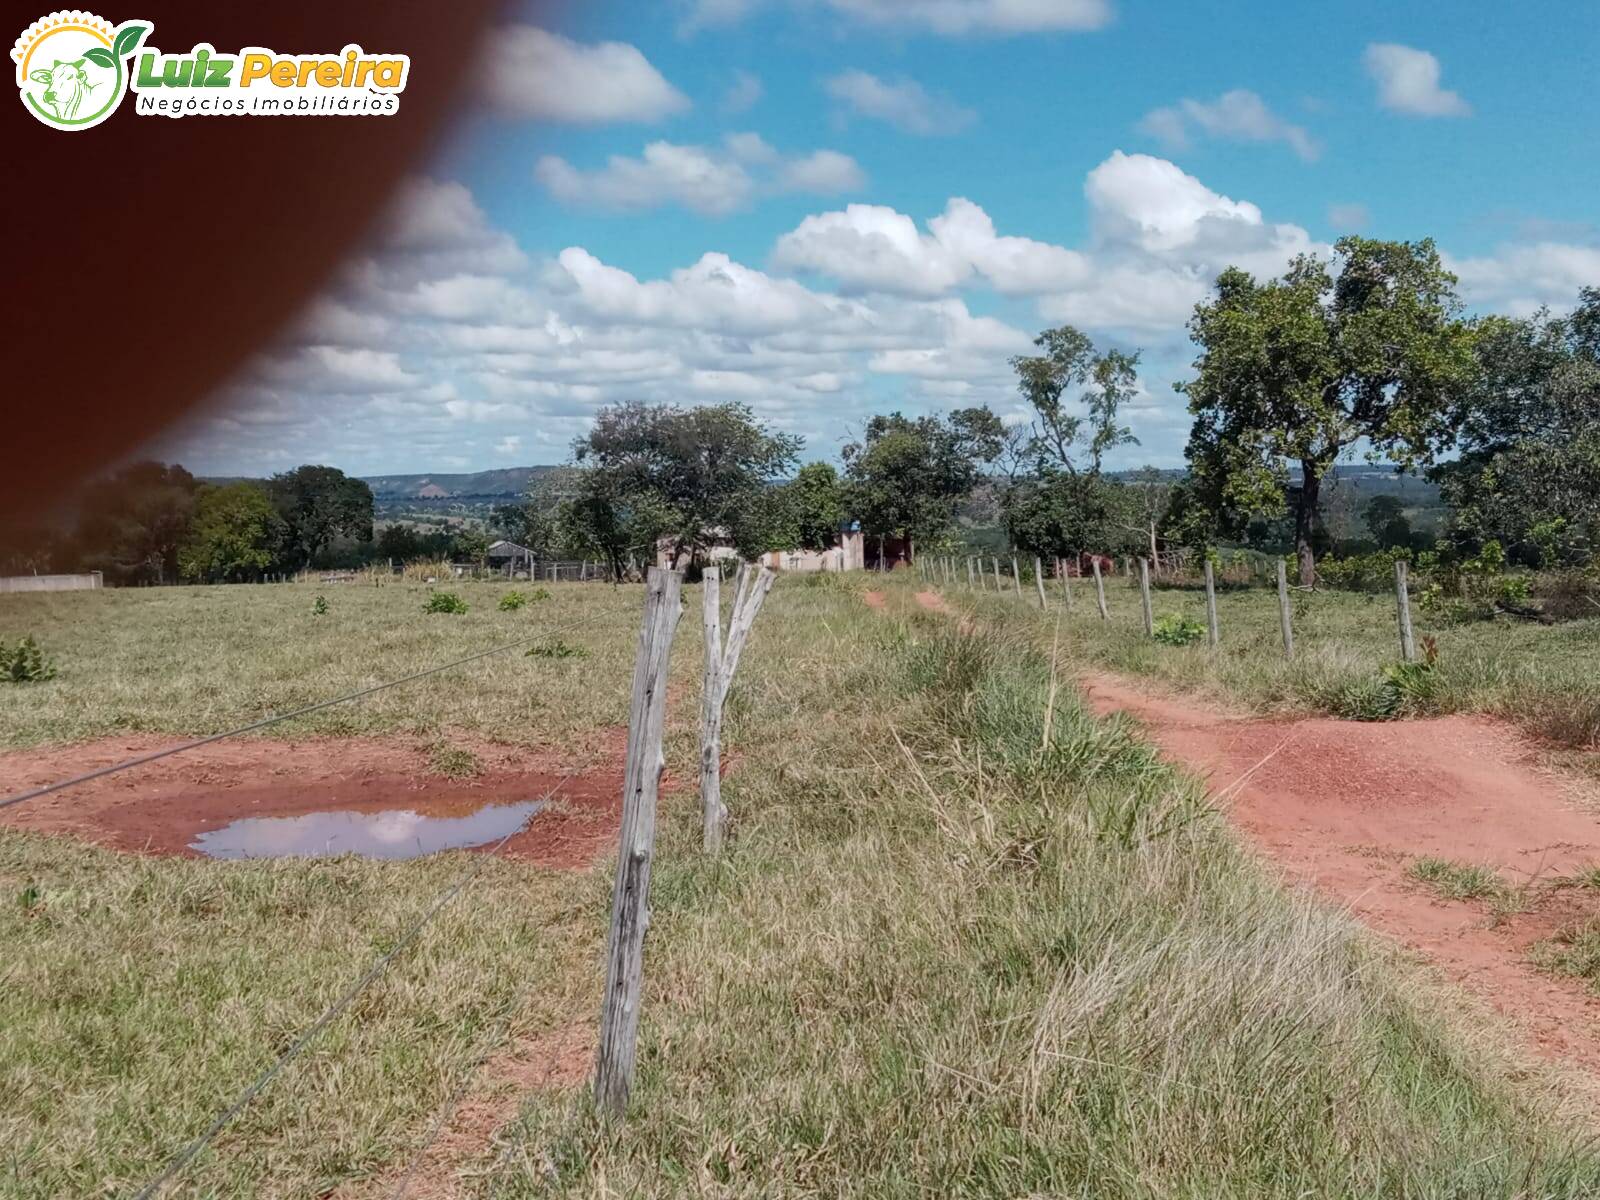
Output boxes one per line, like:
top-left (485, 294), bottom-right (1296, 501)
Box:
top-left (1034, 556), bottom-right (1047, 609)
top-left (700, 563), bottom-right (776, 854)
top-left (1138, 558), bottom-right (1154, 636)
top-left (1394, 560), bottom-right (1416, 663)
top-left (966, 557), bottom-right (975, 589)
top-left (1057, 556), bottom-right (1072, 611)
top-left (1276, 560), bottom-right (1295, 661)
top-left (1091, 558), bottom-right (1108, 620)
top-left (595, 566), bottom-right (683, 1118)
top-left (992, 557), bottom-right (1002, 592)
top-left (1203, 559), bottom-right (1220, 647)
top-left (1010, 556), bottom-right (1023, 599)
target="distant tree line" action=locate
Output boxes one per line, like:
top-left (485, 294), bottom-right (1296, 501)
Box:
top-left (3, 465), bottom-right (377, 584)
top-left (8, 238), bottom-right (1593, 587)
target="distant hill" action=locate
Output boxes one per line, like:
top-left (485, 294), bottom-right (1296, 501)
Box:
top-left (360, 466), bottom-right (560, 500)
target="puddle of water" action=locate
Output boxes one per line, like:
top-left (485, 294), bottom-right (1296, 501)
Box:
top-left (190, 799), bottom-right (543, 861)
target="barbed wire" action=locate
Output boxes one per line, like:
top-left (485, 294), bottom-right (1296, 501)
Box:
top-left (130, 770), bottom-right (579, 1200)
top-left (0, 609), bottom-right (609, 814)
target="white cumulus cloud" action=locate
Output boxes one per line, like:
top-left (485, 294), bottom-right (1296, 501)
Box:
top-left (1363, 43), bottom-right (1470, 117)
top-left (484, 28), bottom-right (690, 123)
top-left (536, 139), bottom-right (864, 216)
top-left (1138, 89), bottom-right (1319, 161)
top-left (823, 70), bottom-right (976, 136)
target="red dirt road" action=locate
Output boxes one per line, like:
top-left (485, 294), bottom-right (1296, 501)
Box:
top-left (1081, 672), bottom-right (1600, 1077)
top-left (0, 732), bottom-right (627, 870)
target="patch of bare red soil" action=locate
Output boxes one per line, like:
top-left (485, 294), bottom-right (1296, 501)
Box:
top-left (1082, 672), bottom-right (1600, 1077)
top-left (0, 732), bottom-right (628, 870)
top-left (914, 589), bottom-right (952, 615)
top-left (863, 589), bottom-right (888, 611)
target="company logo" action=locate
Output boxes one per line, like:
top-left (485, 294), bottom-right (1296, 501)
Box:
top-left (13, 11), bottom-right (147, 129)
top-left (14, 10), bottom-right (410, 130)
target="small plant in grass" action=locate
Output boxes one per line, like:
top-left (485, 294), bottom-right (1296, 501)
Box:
top-left (422, 591), bottom-right (468, 615)
top-left (429, 742), bottom-right (482, 779)
top-left (311, 595), bottom-right (329, 616)
top-left (526, 637), bottom-right (588, 660)
top-left (1532, 920), bottom-right (1600, 988)
top-left (1151, 614), bottom-right (1206, 646)
top-left (1408, 856), bottom-right (1505, 900)
top-left (498, 590), bottom-right (528, 611)
top-left (0, 637), bottom-right (57, 683)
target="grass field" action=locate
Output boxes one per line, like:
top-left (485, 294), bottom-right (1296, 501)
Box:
top-left (4, 574), bottom-right (1600, 1196)
top-left (961, 569), bottom-right (1600, 761)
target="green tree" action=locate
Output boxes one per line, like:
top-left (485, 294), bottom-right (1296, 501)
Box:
top-left (451, 527), bottom-right (491, 566)
top-left (998, 325), bottom-right (1142, 562)
top-left (1181, 237), bottom-right (1477, 585)
top-left (843, 408), bottom-right (1001, 564)
top-left (1362, 495), bottom-right (1414, 550)
top-left (572, 401), bottom-right (801, 567)
top-left (178, 483), bottom-right (283, 583)
top-left (1009, 325), bottom-right (1138, 476)
top-left (739, 462), bottom-right (847, 558)
top-left (1434, 291), bottom-right (1600, 566)
top-left (266, 465), bottom-right (374, 569)
top-left (70, 461), bottom-right (197, 585)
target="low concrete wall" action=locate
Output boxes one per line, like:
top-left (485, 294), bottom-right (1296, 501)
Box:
top-left (0, 572), bottom-right (103, 594)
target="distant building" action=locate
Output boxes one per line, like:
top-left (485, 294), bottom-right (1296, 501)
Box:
top-left (486, 540), bottom-right (533, 575)
top-left (656, 526), bottom-right (872, 572)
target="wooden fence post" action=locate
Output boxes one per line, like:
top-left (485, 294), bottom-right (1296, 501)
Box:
top-left (1276, 560), bottom-right (1295, 661)
top-left (992, 557), bottom-right (1002, 591)
top-left (1138, 558), bottom-right (1154, 636)
top-left (699, 562), bottom-right (776, 854)
top-left (1395, 560), bottom-right (1416, 663)
top-left (1057, 557), bottom-right (1072, 611)
top-left (1091, 558), bottom-right (1108, 620)
top-left (595, 566), bottom-right (684, 1118)
top-left (1010, 556), bottom-right (1023, 599)
top-left (1203, 559), bottom-right (1220, 647)
top-left (1034, 556), bottom-right (1047, 609)
top-left (966, 557), bottom-right (975, 589)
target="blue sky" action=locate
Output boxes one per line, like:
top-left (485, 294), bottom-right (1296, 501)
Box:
top-left (165, 0), bottom-right (1600, 478)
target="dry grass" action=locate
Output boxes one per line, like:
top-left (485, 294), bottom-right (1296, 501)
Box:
top-left (481, 579), bottom-right (1600, 1198)
top-left (5, 576), bottom-right (1600, 1197)
top-left (956, 570), bottom-right (1600, 756)
top-left (0, 580), bottom-right (640, 750)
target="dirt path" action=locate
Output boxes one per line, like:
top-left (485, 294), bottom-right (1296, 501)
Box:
top-left (1081, 672), bottom-right (1600, 1078)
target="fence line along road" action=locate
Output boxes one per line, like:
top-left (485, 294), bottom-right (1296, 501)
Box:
top-left (0, 609), bottom-right (611, 814)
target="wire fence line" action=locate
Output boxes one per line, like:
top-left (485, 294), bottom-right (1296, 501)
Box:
top-left (0, 608), bottom-right (611, 814)
top-left (130, 771), bottom-right (580, 1200)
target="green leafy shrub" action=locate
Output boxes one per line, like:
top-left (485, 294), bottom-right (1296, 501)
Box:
top-left (422, 591), bottom-right (468, 615)
top-left (1317, 546), bottom-right (1412, 592)
top-left (311, 595), bottom-right (329, 616)
top-left (498, 591), bottom-right (527, 611)
top-left (0, 637), bottom-right (57, 683)
top-left (526, 637), bottom-right (588, 660)
top-left (1151, 614), bottom-right (1206, 646)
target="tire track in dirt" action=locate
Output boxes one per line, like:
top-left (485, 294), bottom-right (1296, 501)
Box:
top-left (1081, 671), bottom-right (1600, 1080)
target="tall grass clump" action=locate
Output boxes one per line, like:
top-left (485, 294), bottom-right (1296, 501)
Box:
top-left (489, 599), bottom-right (1600, 1198)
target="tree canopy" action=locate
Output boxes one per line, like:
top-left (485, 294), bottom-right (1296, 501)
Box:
top-left (178, 482), bottom-right (282, 583)
top-left (1181, 237), bottom-right (1477, 584)
top-left (1435, 290), bottom-right (1600, 565)
top-left (843, 408), bottom-right (1001, 553)
top-left (267, 465), bottom-right (374, 569)
top-left (569, 401), bottom-right (800, 569)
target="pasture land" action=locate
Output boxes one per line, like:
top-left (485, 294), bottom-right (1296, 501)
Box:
top-left (3, 575), bottom-right (1600, 1197)
top-left (972, 571), bottom-right (1600, 764)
